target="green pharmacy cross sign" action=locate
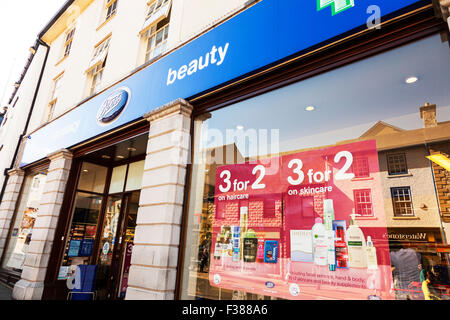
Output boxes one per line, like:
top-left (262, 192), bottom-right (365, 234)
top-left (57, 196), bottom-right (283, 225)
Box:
top-left (318, 0), bottom-right (355, 15)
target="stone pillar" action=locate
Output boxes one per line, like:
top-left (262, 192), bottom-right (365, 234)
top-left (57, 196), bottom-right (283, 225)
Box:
top-left (125, 99), bottom-right (192, 300)
top-left (439, 0), bottom-right (450, 29)
top-left (13, 149), bottom-right (72, 300)
top-left (0, 168), bottom-right (25, 258)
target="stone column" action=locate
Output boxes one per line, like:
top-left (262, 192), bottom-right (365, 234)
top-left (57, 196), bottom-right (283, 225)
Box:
top-left (0, 168), bottom-right (25, 258)
top-left (13, 149), bottom-right (72, 300)
top-left (439, 0), bottom-right (450, 29)
top-left (125, 99), bottom-right (193, 300)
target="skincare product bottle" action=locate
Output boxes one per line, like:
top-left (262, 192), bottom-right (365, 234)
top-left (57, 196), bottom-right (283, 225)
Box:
top-left (334, 225), bottom-right (349, 269)
top-left (365, 236), bottom-right (378, 270)
top-left (243, 229), bottom-right (258, 262)
top-left (214, 234), bottom-right (221, 260)
top-left (323, 199), bottom-right (335, 231)
top-left (264, 240), bottom-right (278, 263)
top-left (311, 218), bottom-right (327, 266)
top-left (326, 230), bottom-right (336, 271)
top-left (346, 213), bottom-right (367, 268)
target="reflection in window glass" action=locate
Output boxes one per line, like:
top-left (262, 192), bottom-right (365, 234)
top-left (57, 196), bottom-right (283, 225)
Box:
top-left (2, 172), bottom-right (47, 272)
top-left (182, 35), bottom-right (450, 300)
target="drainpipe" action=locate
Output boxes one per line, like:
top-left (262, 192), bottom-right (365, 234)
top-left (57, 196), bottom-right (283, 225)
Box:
top-left (0, 38), bottom-right (50, 202)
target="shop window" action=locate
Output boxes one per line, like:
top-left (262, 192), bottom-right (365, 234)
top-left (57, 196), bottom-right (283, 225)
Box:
top-left (125, 160), bottom-right (145, 191)
top-left (391, 187), bottom-right (414, 217)
top-left (78, 162), bottom-right (109, 194)
top-left (109, 164), bottom-right (127, 194)
top-left (387, 153), bottom-right (408, 175)
top-left (353, 189), bottom-right (373, 217)
top-left (1, 171), bottom-right (48, 272)
top-left (181, 35), bottom-right (450, 300)
top-left (352, 156), bottom-right (370, 178)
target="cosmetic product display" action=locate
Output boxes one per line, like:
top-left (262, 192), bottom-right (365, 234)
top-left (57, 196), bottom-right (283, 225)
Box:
top-left (333, 220), bottom-right (349, 269)
top-left (326, 230), bottom-right (336, 271)
top-left (323, 199), bottom-right (335, 231)
top-left (365, 236), bottom-right (378, 270)
top-left (256, 238), bottom-right (265, 262)
top-left (232, 226), bottom-right (241, 262)
top-left (290, 230), bottom-right (313, 262)
top-left (243, 229), bottom-right (258, 262)
top-left (214, 234), bottom-right (221, 260)
top-left (239, 206), bottom-right (248, 259)
top-left (264, 240), bottom-right (278, 263)
top-left (311, 218), bottom-right (327, 266)
top-left (346, 213), bottom-right (367, 268)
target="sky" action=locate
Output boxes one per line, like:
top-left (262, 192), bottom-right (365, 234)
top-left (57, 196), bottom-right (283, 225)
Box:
top-left (0, 0), bottom-right (67, 107)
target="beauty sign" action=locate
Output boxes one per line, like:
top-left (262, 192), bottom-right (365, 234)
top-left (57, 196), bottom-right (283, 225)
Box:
top-left (210, 140), bottom-right (393, 300)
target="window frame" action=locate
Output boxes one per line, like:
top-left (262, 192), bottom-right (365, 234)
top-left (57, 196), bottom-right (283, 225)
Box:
top-left (353, 189), bottom-right (374, 217)
top-left (386, 153), bottom-right (409, 175)
top-left (63, 27), bottom-right (76, 58)
top-left (144, 20), bottom-right (170, 63)
top-left (391, 186), bottom-right (415, 217)
top-left (105, 0), bottom-right (118, 21)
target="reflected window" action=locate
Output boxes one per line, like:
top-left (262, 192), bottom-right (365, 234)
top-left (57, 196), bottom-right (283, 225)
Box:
top-left (391, 187), bottom-right (414, 217)
top-left (387, 153), bottom-right (408, 175)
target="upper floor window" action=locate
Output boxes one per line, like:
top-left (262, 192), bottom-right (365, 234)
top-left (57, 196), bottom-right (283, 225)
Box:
top-left (144, 18), bottom-right (169, 63)
top-left (105, 0), bottom-right (118, 21)
top-left (146, 0), bottom-right (170, 21)
top-left (86, 36), bottom-right (111, 95)
top-left (46, 72), bottom-right (63, 122)
top-left (63, 28), bottom-right (76, 57)
top-left (387, 153), bottom-right (408, 175)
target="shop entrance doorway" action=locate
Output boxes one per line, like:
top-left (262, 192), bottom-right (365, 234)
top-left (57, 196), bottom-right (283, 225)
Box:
top-left (96, 190), bottom-right (139, 300)
top-left (56, 133), bottom-right (147, 300)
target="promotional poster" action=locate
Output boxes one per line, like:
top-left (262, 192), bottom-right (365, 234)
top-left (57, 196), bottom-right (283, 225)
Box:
top-left (210, 140), bottom-right (392, 300)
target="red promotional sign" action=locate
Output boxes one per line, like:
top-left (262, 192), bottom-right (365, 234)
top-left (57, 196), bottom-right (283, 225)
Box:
top-left (209, 140), bottom-right (393, 300)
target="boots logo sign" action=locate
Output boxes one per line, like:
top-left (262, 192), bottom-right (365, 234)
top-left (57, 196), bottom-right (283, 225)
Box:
top-left (318, 0), bottom-right (355, 15)
top-left (96, 87), bottom-right (130, 126)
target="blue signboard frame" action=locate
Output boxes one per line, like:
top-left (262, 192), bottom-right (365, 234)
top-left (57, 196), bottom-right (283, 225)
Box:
top-left (20, 0), bottom-right (429, 167)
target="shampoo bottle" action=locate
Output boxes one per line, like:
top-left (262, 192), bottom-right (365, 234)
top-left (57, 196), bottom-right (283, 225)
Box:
top-left (346, 213), bottom-right (367, 268)
top-left (243, 229), bottom-right (258, 262)
top-left (366, 236), bottom-right (378, 270)
top-left (311, 218), bottom-right (327, 266)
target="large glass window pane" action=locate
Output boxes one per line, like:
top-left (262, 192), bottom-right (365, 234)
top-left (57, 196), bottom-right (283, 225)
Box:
top-left (182, 35), bottom-right (450, 300)
top-left (77, 162), bottom-right (108, 193)
top-left (109, 165), bottom-right (127, 194)
top-left (125, 160), bottom-right (145, 191)
top-left (60, 192), bottom-right (103, 270)
top-left (2, 172), bottom-right (47, 272)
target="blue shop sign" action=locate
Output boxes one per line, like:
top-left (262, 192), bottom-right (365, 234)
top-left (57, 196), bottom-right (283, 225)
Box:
top-left (20, 0), bottom-right (427, 166)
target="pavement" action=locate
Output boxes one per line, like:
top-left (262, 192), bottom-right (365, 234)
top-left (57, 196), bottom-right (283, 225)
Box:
top-left (0, 282), bottom-right (12, 300)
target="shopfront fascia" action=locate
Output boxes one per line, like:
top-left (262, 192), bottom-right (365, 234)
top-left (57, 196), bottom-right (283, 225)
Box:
top-left (0, 0), bottom-right (447, 300)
